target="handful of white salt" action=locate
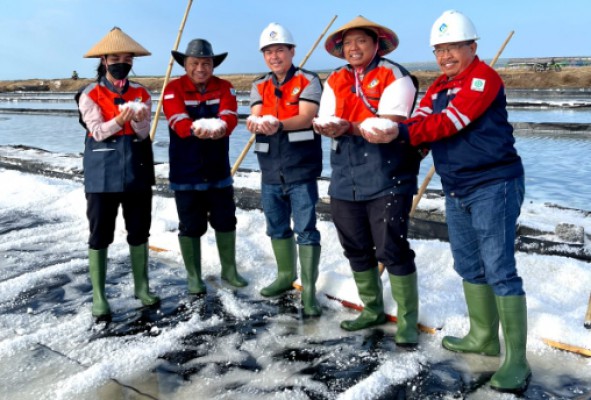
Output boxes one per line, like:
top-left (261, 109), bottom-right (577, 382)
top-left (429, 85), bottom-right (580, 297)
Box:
top-left (247, 115), bottom-right (279, 127)
top-left (313, 116), bottom-right (346, 127)
top-left (191, 118), bottom-right (227, 132)
top-left (359, 117), bottom-right (396, 135)
top-left (118, 101), bottom-right (148, 113)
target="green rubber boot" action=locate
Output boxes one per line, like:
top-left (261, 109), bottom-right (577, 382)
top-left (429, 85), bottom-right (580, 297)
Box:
top-left (340, 268), bottom-right (387, 331)
top-left (389, 272), bottom-right (419, 348)
top-left (89, 248), bottom-right (111, 318)
top-left (215, 231), bottom-right (248, 287)
top-left (299, 245), bottom-right (322, 317)
top-left (178, 236), bottom-right (206, 295)
top-left (490, 295), bottom-right (532, 393)
top-left (260, 237), bottom-right (297, 297)
top-left (130, 243), bottom-right (161, 306)
top-left (442, 281), bottom-right (500, 356)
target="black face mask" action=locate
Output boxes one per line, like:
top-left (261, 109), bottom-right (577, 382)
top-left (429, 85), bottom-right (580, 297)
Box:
top-left (107, 63), bottom-right (132, 80)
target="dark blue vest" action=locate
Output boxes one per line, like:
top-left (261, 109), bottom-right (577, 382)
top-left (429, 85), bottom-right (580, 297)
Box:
top-left (83, 134), bottom-right (155, 193)
top-left (255, 130), bottom-right (322, 184)
top-left (168, 101), bottom-right (231, 184)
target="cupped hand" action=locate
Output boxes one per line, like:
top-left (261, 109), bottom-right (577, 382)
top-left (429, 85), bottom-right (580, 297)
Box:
top-left (314, 119), bottom-right (349, 138)
top-left (116, 107), bottom-right (134, 126)
top-left (359, 124), bottom-right (399, 144)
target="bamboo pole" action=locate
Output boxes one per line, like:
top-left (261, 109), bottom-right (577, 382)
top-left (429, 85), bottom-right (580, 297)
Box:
top-left (542, 338), bottom-right (591, 358)
top-left (291, 282), bottom-right (439, 333)
top-left (408, 30), bottom-right (515, 218)
top-left (230, 15), bottom-right (338, 176)
top-left (584, 292), bottom-right (591, 329)
top-left (149, 0), bottom-right (194, 142)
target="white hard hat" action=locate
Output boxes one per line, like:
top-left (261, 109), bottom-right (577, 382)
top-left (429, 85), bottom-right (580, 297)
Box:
top-left (430, 10), bottom-right (479, 47)
top-left (259, 22), bottom-right (296, 51)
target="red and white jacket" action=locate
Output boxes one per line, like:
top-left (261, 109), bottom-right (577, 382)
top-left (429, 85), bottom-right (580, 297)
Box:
top-left (399, 57), bottom-right (523, 196)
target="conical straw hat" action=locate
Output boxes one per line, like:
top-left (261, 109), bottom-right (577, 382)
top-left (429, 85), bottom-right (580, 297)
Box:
top-left (84, 27), bottom-right (151, 58)
top-left (324, 15), bottom-right (399, 59)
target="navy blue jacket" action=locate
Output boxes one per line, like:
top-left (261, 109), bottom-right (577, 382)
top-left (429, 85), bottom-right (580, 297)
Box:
top-left (400, 57), bottom-right (523, 197)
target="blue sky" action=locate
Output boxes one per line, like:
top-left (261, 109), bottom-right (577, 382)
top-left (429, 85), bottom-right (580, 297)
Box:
top-left (1, 0), bottom-right (589, 80)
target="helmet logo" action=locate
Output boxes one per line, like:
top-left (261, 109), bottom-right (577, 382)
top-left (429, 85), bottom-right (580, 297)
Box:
top-left (438, 23), bottom-right (448, 33)
top-left (269, 31), bottom-right (278, 40)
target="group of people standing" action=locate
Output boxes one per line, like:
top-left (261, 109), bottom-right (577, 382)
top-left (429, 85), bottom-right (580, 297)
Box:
top-left (77, 10), bottom-right (530, 394)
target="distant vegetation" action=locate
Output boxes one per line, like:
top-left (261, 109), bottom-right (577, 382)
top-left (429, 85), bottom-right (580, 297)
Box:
top-left (2, 62), bottom-right (591, 93)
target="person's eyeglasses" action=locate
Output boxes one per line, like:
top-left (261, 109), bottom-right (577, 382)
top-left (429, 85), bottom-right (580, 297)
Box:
top-left (432, 42), bottom-right (472, 56)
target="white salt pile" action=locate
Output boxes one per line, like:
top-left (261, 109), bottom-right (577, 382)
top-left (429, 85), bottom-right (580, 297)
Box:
top-left (191, 118), bottom-right (227, 132)
top-left (359, 117), bottom-right (396, 135)
top-left (118, 101), bottom-right (148, 113)
top-left (313, 116), bottom-right (345, 127)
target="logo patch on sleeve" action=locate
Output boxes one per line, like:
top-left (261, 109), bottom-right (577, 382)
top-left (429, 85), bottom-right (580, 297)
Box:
top-left (470, 78), bottom-right (486, 92)
top-left (164, 94), bottom-right (175, 100)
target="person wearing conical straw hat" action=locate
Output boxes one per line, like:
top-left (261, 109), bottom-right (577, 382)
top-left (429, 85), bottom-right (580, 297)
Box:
top-left (247, 23), bottom-right (324, 317)
top-left (313, 16), bottom-right (423, 347)
top-left (77, 27), bottom-right (159, 322)
top-left (390, 10), bottom-right (530, 393)
top-left (162, 38), bottom-right (248, 295)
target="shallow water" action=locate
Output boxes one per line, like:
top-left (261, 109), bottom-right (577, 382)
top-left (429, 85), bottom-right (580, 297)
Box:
top-left (1, 109), bottom-right (590, 211)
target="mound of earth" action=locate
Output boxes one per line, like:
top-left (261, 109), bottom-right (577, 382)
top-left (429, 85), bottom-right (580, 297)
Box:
top-left (2, 66), bottom-right (591, 93)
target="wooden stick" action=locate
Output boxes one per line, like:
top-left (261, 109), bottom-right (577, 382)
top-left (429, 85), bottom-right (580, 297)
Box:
top-left (149, 0), bottom-right (194, 142)
top-left (584, 292), bottom-right (591, 329)
top-left (410, 166), bottom-right (435, 217)
top-left (230, 15), bottom-right (338, 176)
top-left (489, 30), bottom-right (515, 67)
top-left (407, 30), bottom-right (515, 218)
top-left (292, 282), bottom-right (438, 334)
top-left (542, 338), bottom-right (591, 358)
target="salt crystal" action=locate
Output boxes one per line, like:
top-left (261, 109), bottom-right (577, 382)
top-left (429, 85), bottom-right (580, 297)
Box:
top-left (247, 115), bottom-right (279, 126)
top-left (313, 116), bottom-right (344, 127)
top-left (191, 118), bottom-right (227, 132)
top-left (359, 117), bottom-right (396, 135)
top-left (118, 101), bottom-right (148, 113)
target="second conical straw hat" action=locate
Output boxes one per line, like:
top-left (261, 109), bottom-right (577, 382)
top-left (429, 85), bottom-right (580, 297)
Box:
top-left (325, 15), bottom-right (398, 59)
top-left (83, 27), bottom-right (151, 58)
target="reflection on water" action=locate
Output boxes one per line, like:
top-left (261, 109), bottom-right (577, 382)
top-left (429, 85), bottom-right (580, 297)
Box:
top-left (509, 107), bottom-right (591, 123)
top-left (1, 104), bottom-right (590, 211)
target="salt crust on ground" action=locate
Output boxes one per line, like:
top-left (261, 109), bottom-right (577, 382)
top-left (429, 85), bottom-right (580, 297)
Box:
top-left (1, 147), bottom-right (590, 398)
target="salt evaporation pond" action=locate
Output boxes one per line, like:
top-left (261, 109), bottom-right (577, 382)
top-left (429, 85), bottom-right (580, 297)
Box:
top-left (0, 88), bottom-right (591, 399)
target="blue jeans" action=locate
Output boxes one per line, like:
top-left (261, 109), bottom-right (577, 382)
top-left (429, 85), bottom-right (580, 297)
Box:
top-left (445, 177), bottom-right (525, 296)
top-left (261, 180), bottom-right (321, 246)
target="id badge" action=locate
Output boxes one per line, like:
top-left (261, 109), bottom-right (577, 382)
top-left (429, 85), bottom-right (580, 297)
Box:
top-left (288, 130), bottom-right (315, 142)
top-left (254, 142), bottom-right (270, 153)
top-left (331, 138), bottom-right (339, 151)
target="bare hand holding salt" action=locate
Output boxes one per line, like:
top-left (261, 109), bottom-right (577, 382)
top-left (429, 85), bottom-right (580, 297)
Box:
top-left (359, 117), bottom-right (399, 143)
top-left (313, 116), bottom-right (350, 138)
top-left (118, 101), bottom-right (148, 121)
top-left (191, 118), bottom-right (227, 139)
top-left (247, 115), bottom-right (281, 135)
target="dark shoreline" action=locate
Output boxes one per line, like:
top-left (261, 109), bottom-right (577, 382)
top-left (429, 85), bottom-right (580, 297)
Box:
top-left (1, 144), bottom-right (589, 262)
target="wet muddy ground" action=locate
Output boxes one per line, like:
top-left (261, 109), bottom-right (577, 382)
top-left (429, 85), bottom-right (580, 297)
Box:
top-left (1, 177), bottom-right (591, 399)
